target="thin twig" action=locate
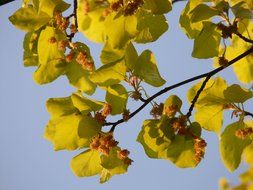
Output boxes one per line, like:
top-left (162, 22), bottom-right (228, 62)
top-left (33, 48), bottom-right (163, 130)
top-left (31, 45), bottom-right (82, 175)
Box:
top-left (0, 0), bottom-right (15, 6)
top-left (234, 32), bottom-right (253, 44)
top-left (68, 0), bottom-right (78, 42)
top-left (172, 0), bottom-right (187, 4)
top-left (186, 75), bottom-right (211, 118)
top-left (105, 46), bottom-right (253, 132)
top-left (245, 111), bottom-right (253, 118)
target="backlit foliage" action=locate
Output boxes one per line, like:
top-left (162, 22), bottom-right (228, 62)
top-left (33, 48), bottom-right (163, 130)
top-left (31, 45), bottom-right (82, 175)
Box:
top-left (6, 0), bottom-right (253, 186)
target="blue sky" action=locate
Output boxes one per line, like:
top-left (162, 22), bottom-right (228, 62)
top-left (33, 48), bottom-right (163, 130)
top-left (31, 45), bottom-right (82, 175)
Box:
top-left (0, 1), bottom-right (250, 190)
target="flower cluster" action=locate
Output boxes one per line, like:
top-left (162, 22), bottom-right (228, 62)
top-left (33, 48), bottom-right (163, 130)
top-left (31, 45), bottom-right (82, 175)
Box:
top-left (170, 116), bottom-right (188, 135)
top-left (75, 51), bottom-right (94, 71)
top-left (194, 137), bottom-right (207, 163)
top-left (83, 0), bottom-right (90, 15)
top-left (65, 50), bottom-right (94, 71)
top-left (218, 56), bottom-right (229, 67)
top-left (109, 0), bottom-right (144, 16)
top-left (122, 109), bottom-right (130, 121)
top-left (124, 0), bottom-right (144, 16)
top-left (94, 103), bottom-right (112, 124)
top-left (55, 11), bottom-right (70, 31)
top-left (150, 103), bottom-right (164, 119)
top-left (90, 133), bottom-right (119, 156)
top-left (117, 149), bottom-right (133, 165)
top-left (235, 127), bottom-right (253, 139)
top-left (164, 104), bottom-right (179, 117)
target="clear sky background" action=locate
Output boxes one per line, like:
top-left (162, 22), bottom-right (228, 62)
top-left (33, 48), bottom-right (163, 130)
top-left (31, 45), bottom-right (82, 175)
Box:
top-left (0, 1), bottom-right (251, 190)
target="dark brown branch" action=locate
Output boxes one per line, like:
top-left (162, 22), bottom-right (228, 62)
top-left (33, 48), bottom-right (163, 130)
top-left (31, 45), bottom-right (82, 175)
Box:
top-left (105, 46), bottom-right (253, 132)
top-left (172, 0), bottom-right (187, 4)
top-left (0, 0), bottom-right (15, 6)
top-left (234, 32), bottom-right (253, 44)
top-left (139, 96), bottom-right (147, 102)
top-left (245, 111), bottom-right (253, 118)
top-left (68, 0), bottom-right (78, 42)
top-left (186, 75), bottom-right (211, 118)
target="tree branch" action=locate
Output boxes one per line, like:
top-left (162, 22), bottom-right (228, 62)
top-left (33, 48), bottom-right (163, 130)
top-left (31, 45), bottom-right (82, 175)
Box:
top-left (234, 32), bottom-right (253, 44)
top-left (186, 75), bottom-right (211, 118)
top-left (245, 111), bottom-right (253, 118)
top-left (0, 0), bottom-right (15, 6)
top-left (172, 0), bottom-right (188, 4)
top-left (68, 0), bottom-right (78, 42)
top-left (104, 46), bottom-right (253, 131)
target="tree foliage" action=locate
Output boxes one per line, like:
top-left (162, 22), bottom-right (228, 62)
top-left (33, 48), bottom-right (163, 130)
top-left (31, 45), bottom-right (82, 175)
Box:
top-left (6, 0), bottom-right (253, 187)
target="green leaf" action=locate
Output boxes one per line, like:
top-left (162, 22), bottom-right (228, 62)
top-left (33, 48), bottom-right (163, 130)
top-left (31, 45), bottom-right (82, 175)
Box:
top-left (179, 0), bottom-right (203, 39)
top-left (105, 13), bottom-right (138, 49)
top-left (78, 115), bottom-right (102, 141)
top-left (192, 22), bottom-right (221, 59)
top-left (65, 42), bottom-right (96, 94)
top-left (224, 84), bottom-right (253, 103)
top-left (48, 114), bottom-right (90, 151)
top-left (100, 42), bottom-right (138, 71)
top-left (134, 50), bottom-right (165, 87)
top-left (163, 95), bottom-right (183, 114)
top-left (220, 121), bottom-right (252, 171)
top-left (77, 0), bottom-right (107, 43)
top-left (100, 147), bottom-right (129, 175)
top-left (240, 167), bottom-right (253, 183)
top-left (71, 93), bottom-right (104, 114)
top-left (44, 119), bottom-right (58, 142)
top-left (66, 62), bottom-right (97, 95)
top-left (225, 20), bottom-right (253, 84)
top-left (38, 0), bottom-right (70, 17)
top-left (71, 149), bottom-right (103, 177)
top-left (46, 96), bottom-right (77, 119)
top-left (166, 135), bottom-right (198, 168)
top-left (124, 43), bottom-right (139, 70)
top-left (89, 61), bottom-right (127, 87)
top-left (23, 31), bottom-right (40, 67)
top-left (143, 0), bottom-right (172, 14)
top-left (9, 7), bottom-right (50, 32)
top-left (231, 2), bottom-right (253, 19)
top-left (100, 169), bottom-right (112, 184)
top-left (137, 118), bottom-right (200, 168)
top-left (34, 26), bottom-right (67, 84)
top-left (187, 77), bottom-right (228, 133)
top-left (137, 119), bottom-right (172, 159)
top-left (244, 143), bottom-right (253, 165)
top-left (100, 41), bottom-right (125, 65)
top-left (135, 11), bottom-right (168, 43)
top-left (187, 77), bottom-right (228, 107)
top-left (195, 104), bottom-right (224, 133)
top-left (106, 84), bottom-right (128, 115)
top-left (190, 4), bottom-right (220, 23)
